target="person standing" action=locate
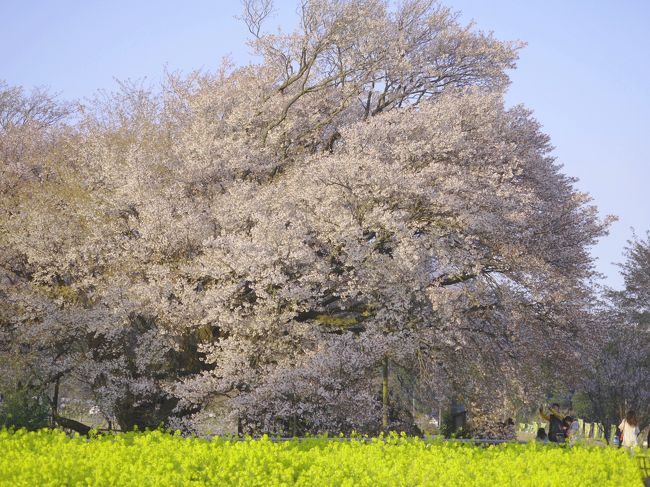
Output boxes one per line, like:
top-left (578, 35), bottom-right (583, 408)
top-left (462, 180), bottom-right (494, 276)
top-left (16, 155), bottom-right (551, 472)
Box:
top-left (539, 404), bottom-right (565, 443)
top-left (619, 410), bottom-right (640, 448)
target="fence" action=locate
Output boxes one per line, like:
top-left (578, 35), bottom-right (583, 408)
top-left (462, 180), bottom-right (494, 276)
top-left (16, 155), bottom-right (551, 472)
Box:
top-left (518, 420), bottom-right (616, 441)
top-left (218, 435), bottom-right (527, 444)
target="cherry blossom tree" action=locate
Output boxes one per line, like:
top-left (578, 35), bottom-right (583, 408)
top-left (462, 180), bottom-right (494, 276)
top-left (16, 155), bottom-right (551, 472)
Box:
top-left (0, 82), bottom-right (204, 431)
top-left (576, 234), bottom-right (650, 442)
top-left (0, 1), bottom-right (613, 434)
top-left (180, 86), bottom-right (610, 434)
top-left (611, 232), bottom-right (650, 434)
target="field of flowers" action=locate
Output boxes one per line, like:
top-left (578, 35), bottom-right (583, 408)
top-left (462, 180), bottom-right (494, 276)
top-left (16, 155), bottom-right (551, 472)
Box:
top-left (0, 429), bottom-right (644, 486)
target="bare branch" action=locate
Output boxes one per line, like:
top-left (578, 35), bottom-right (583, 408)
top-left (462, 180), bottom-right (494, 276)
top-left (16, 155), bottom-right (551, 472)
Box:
top-left (239, 0), bottom-right (274, 38)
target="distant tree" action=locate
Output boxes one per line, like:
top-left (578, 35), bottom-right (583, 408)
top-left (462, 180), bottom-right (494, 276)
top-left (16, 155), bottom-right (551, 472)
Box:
top-left (577, 233), bottom-right (650, 442)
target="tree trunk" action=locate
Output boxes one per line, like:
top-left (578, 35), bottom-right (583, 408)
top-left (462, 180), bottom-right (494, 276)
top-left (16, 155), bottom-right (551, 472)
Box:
top-left (382, 356), bottom-right (389, 430)
top-left (50, 377), bottom-right (60, 427)
top-left (53, 415), bottom-right (92, 436)
top-left (603, 420), bottom-right (612, 444)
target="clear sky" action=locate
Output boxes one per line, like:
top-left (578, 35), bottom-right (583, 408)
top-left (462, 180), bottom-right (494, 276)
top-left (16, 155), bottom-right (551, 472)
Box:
top-left (1, 0), bottom-right (648, 289)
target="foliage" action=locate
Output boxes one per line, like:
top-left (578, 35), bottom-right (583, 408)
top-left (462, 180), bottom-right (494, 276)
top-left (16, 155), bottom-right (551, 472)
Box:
top-left (439, 409), bottom-right (462, 438)
top-left (0, 359), bottom-right (50, 430)
top-left (0, 389), bottom-right (49, 431)
top-left (0, 429), bottom-right (644, 486)
top-left (570, 391), bottom-right (594, 421)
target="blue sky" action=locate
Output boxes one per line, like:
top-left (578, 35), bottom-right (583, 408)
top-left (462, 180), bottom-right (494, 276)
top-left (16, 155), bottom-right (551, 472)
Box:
top-left (2, 0), bottom-right (648, 288)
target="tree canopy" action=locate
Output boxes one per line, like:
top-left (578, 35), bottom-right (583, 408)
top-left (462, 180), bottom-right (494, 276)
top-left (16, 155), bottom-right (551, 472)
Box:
top-left (0, 0), bottom-right (617, 435)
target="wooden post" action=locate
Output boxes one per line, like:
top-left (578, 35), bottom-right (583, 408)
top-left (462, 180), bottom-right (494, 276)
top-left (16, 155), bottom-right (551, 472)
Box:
top-left (382, 356), bottom-right (389, 430)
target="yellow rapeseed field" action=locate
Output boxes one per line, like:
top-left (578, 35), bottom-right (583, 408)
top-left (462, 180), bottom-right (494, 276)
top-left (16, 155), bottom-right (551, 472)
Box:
top-left (0, 429), bottom-right (644, 486)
